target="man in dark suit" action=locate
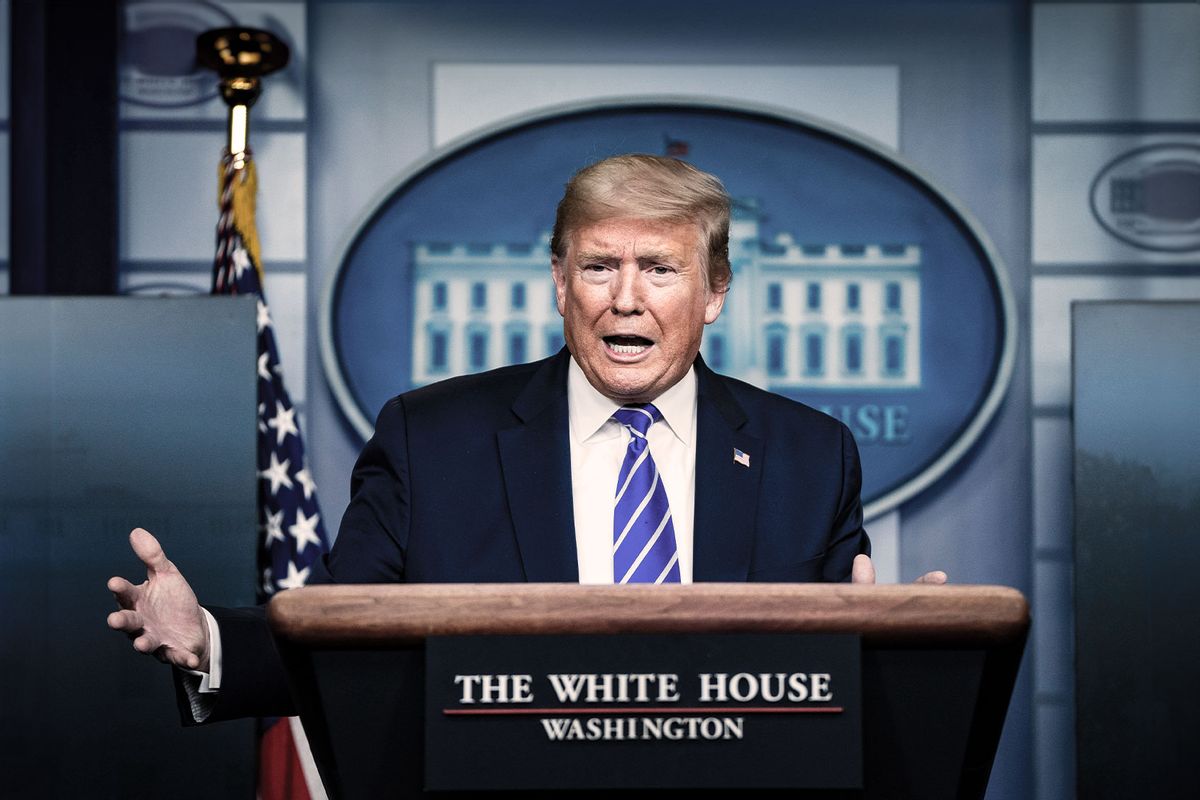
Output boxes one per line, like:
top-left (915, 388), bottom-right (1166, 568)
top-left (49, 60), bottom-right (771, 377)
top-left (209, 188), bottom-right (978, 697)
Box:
top-left (108, 154), bottom-right (933, 719)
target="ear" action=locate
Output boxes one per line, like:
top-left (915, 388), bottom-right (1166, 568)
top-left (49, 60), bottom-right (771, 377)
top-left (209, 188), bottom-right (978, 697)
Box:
top-left (551, 256), bottom-right (567, 317)
top-left (703, 288), bottom-right (726, 325)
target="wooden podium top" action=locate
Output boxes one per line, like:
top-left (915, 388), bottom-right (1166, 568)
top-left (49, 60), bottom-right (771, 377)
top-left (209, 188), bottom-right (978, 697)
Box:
top-left (268, 583), bottom-right (1028, 648)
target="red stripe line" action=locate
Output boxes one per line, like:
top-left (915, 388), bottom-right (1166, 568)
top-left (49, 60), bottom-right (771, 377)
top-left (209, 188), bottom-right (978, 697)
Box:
top-left (443, 706), bottom-right (843, 716)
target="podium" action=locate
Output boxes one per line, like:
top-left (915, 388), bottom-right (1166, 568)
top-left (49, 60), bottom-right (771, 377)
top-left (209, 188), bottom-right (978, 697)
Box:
top-left (269, 584), bottom-right (1027, 799)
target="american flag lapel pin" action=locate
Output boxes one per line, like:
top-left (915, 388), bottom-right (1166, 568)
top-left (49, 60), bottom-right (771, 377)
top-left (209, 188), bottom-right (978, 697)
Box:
top-left (733, 447), bottom-right (750, 468)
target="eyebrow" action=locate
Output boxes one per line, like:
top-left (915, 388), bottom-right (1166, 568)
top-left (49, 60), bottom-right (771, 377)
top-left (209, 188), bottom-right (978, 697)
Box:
top-left (574, 249), bottom-right (680, 265)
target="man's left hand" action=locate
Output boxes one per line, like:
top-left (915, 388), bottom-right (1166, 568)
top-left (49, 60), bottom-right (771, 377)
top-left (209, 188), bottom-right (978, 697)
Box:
top-left (851, 553), bottom-right (947, 584)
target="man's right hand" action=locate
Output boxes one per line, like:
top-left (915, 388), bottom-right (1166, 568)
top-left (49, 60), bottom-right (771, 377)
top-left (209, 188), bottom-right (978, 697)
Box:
top-left (107, 528), bottom-right (211, 672)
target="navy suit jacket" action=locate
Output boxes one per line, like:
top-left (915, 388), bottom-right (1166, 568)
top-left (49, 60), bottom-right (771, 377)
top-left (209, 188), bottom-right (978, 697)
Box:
top-left (192, 350), bottom-right (869, 721)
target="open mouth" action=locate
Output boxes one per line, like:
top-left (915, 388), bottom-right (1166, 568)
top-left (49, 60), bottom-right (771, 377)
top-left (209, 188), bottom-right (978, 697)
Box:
top-left (604, 335), bottom-right (653, 354)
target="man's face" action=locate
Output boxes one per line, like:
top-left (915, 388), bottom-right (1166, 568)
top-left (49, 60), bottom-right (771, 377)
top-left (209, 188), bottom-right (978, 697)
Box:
top-left (552, 217), bottom-right (726, 403)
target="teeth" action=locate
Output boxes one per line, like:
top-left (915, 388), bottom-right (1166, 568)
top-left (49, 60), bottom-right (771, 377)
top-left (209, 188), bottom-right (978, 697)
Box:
top-left (610, 342), bottom-right (647, 354)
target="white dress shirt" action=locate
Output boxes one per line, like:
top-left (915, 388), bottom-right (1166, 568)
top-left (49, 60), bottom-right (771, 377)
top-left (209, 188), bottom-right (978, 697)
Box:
top-left (567, 357), bottom-right (697, 584)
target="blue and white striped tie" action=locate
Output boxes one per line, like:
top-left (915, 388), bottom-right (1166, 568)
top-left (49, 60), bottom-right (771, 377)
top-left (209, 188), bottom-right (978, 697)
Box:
top-left (612, 404), bottom-right (681, 584)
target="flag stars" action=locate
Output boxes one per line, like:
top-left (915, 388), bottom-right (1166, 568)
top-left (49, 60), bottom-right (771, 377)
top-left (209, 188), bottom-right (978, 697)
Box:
top-left (258, 352), bottom-right (272, 382)
top-left (295, 466), bottom-right (318, 501)
top-left (256, 299), bottom-right (272, 333)
top-left (263, 508), bottom-right (285, 547)
top-left (289, 509), bottom-right (323, 554)
top-left (259, 451), bottom-right (293, 495)
top-left (267, 401), bottom-right (298, 446)
top-left (275, 561), bottom-right (310, 591)
top-left (231, 246), bottom-right (251, 280)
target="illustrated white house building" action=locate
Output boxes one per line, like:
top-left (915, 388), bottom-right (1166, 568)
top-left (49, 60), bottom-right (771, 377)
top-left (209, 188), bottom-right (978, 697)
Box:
top-left (411, 233), bottom-right (564, 387)
top-left (410, 201), bottom-right (921, 391)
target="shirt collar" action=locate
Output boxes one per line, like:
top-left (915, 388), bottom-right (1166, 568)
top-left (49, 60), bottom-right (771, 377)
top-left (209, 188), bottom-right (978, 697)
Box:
top-left (567, 357), bottom-right (697, 446)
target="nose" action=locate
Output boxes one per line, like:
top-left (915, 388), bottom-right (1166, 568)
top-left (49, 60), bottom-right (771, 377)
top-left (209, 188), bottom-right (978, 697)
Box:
top-left (610, 265), bottom-right (643, 314)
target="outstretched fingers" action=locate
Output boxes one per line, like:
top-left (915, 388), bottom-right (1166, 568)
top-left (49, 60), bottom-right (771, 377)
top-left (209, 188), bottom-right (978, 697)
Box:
top-left (129, 527), bottom-right (172, 577)
top-left (107, 575), bottom-right (141, 608)
top-left (109, 527), bottom-right (209, 671)
top-left (132, 632), bottom-right (161, 655)
top-left (140, 641), bottom-right (202, 670)
top-left (107, 608), bottom-right (143, 634)
top-left (175, 649), bottom-right (203, 670)
top-left (132, 636), bottom-right (200, 669)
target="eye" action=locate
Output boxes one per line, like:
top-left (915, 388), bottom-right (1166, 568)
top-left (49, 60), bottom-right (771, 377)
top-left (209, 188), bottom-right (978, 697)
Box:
top-left (651, 265), bottom-right (674, 275)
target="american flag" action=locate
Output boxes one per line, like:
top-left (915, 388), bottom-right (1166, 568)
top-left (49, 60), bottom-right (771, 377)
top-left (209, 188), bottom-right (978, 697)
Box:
top-left (213, 147), bottom-right (329, 800)
top-left (664, 135), bottom-right (690, 157)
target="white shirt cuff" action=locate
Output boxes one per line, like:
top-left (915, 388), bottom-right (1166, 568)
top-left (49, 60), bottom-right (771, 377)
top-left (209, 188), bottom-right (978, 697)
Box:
top-left (179, 607), bottom-right (224, 722)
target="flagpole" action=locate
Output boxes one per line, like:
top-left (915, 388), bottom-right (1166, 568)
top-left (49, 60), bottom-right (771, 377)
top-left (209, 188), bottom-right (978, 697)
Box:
top-left (196, 27), bottom-right (289, 170)
top-left (195, 26), bottom-right (329, 800)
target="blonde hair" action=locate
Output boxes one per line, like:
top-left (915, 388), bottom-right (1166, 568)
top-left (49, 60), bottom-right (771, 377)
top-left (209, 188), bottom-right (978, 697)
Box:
top-left (550, 154), bottom-right (731, 293)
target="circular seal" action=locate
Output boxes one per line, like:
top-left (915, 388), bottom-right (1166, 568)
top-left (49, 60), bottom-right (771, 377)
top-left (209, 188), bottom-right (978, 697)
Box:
top-left (1089, 143), bottom-right (1200, 253)
top-left (321, 99), bottom-right (1016, 518)
top-left (120, 0), bottom-right (235, 108)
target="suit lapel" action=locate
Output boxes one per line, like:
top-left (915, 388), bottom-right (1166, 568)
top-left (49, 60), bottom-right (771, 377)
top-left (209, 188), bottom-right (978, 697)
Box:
top-left (496, 352), bottom-right (579, 582)
top-left (692, 361), bottom-right (762, 582)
